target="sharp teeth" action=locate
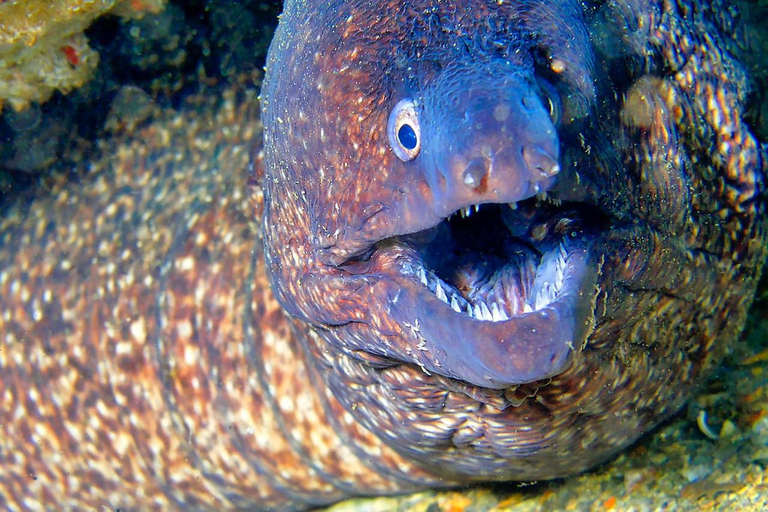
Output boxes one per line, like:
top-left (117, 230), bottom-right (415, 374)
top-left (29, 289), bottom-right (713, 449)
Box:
top-left (491, 302), bottom-right (505, 322)
top-left (480, 302), bottom-right (492, 321)
top-left (417, 267), bottom-right (427, 286)
top-left (523, 303), bottom-right (533, 314)
top-left (435, 283), bottom-right (448, 303)
top-left (508, 202), bottom-right (518, 210)
top-left (462, 206), bottom-right (471, 217)
top-left (451, 295), bottom-right (461, 313)
top-left (473, 204), bottom-right (480, 213)
top-left (473, 303), bottom-right (482, 319)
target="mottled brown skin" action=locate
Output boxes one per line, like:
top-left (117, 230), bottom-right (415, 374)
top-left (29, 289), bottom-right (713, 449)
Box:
top-left (0, 1), bottom-right (765, 511)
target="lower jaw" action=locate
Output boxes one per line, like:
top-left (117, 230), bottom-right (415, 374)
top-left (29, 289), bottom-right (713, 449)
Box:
top-left (376, 236), bottom-right (596, 389)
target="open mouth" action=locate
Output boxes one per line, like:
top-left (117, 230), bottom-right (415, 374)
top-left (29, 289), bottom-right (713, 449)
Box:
top-left (405, 199), bottom-right (584, 322)
top-left (346, 195), bottom-right (604, 389)
top-left (380, 194), bottom-right (604, 323)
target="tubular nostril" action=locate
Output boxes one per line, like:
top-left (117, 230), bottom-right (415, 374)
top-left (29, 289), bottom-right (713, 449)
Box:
top-left (523, 146), bottom-right (561, 177)
top-left (462, 160), bottom-right (486, 189)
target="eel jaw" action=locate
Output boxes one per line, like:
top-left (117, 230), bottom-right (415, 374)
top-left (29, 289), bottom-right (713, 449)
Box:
top-left (360, 201), bottom-right (598, 389)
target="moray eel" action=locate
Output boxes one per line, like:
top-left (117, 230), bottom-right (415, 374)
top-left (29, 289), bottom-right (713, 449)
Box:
top-left (0, 0), bottom-right (766, 510)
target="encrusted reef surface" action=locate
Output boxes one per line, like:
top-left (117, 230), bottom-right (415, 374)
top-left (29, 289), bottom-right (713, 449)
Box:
top-left (0, 0), bottom-right (166, 112)
top-left (0, 0), bottom-right (766, 510)
top-left (0, 0), bottom-right (278, 194)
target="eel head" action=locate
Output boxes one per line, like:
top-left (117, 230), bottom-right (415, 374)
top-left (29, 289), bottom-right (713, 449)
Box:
top-left (261, 0), bottom-right (606, 389)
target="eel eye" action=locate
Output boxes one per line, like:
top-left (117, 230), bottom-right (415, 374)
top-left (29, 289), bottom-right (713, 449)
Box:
top-left (388, 98), bottom-right (421, 161)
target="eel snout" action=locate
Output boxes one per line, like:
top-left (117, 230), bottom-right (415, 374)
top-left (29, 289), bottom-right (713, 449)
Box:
top-left (418, 72), bottom-right (561, 219)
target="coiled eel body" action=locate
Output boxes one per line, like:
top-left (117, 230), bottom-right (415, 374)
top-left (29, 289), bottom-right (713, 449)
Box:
top-left (1, 0), bottom-right (766, 509)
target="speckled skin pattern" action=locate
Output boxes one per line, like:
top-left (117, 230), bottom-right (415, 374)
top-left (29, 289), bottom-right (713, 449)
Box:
top-left (0, 1), bottom-right (766, 511)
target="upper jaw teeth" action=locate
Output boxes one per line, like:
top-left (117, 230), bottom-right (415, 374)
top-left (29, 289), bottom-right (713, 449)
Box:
top-left (457, 202), bottom-right (524, 218)
top-left (458, 204), bottom-right (481, 218)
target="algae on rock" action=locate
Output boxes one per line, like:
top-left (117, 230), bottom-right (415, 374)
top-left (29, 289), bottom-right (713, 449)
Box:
top-left (0, 0), bottom-right (165, 111)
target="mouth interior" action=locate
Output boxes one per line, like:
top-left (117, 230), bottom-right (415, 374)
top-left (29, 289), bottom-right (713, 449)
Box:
top-left (394, 199), bottom-right (601, 321)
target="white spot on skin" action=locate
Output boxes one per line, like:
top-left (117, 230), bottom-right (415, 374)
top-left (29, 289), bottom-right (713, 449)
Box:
top-left (179, 256), bottom-right (195, 271)
top-left (96, 400), bottom-right (109, 417)
top-left (184, 345), bottom-right (199, 365)
top-left (88, 415), bottom-right (101, 430)
top-left (130, 319), bottom-right (147, 344)
top-left (493, 103), bottom-right (511, 122)
top-left (177, 320), bottom-right (193, 340)
top-left (113, 432), bottom-right (132, 457)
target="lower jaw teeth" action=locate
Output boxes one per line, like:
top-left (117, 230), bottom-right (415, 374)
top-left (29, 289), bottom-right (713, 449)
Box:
top-left (417, 267), bottom-right (513, 322)
top-left (491, 302), bottom-right (506, 321)
top-left (470, 299), bottom-right (508, 322)
top-left (412, 239), bottom-right (569, 322)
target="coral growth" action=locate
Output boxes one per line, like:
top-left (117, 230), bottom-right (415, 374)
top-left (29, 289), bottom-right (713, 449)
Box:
top-left (0, 0), bottom-right (165, 111)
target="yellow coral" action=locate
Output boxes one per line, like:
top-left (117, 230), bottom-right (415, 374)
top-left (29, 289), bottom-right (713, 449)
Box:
top-left (0, 0), bottom-right (165, 111)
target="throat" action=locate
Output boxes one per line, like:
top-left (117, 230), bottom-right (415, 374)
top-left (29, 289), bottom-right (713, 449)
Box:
top-left (398, 204), bottom-right (560, 321)
top-left (424, 205), bottom-right (538, 283)
top-left (423, 206), bottom-right (541, 313)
